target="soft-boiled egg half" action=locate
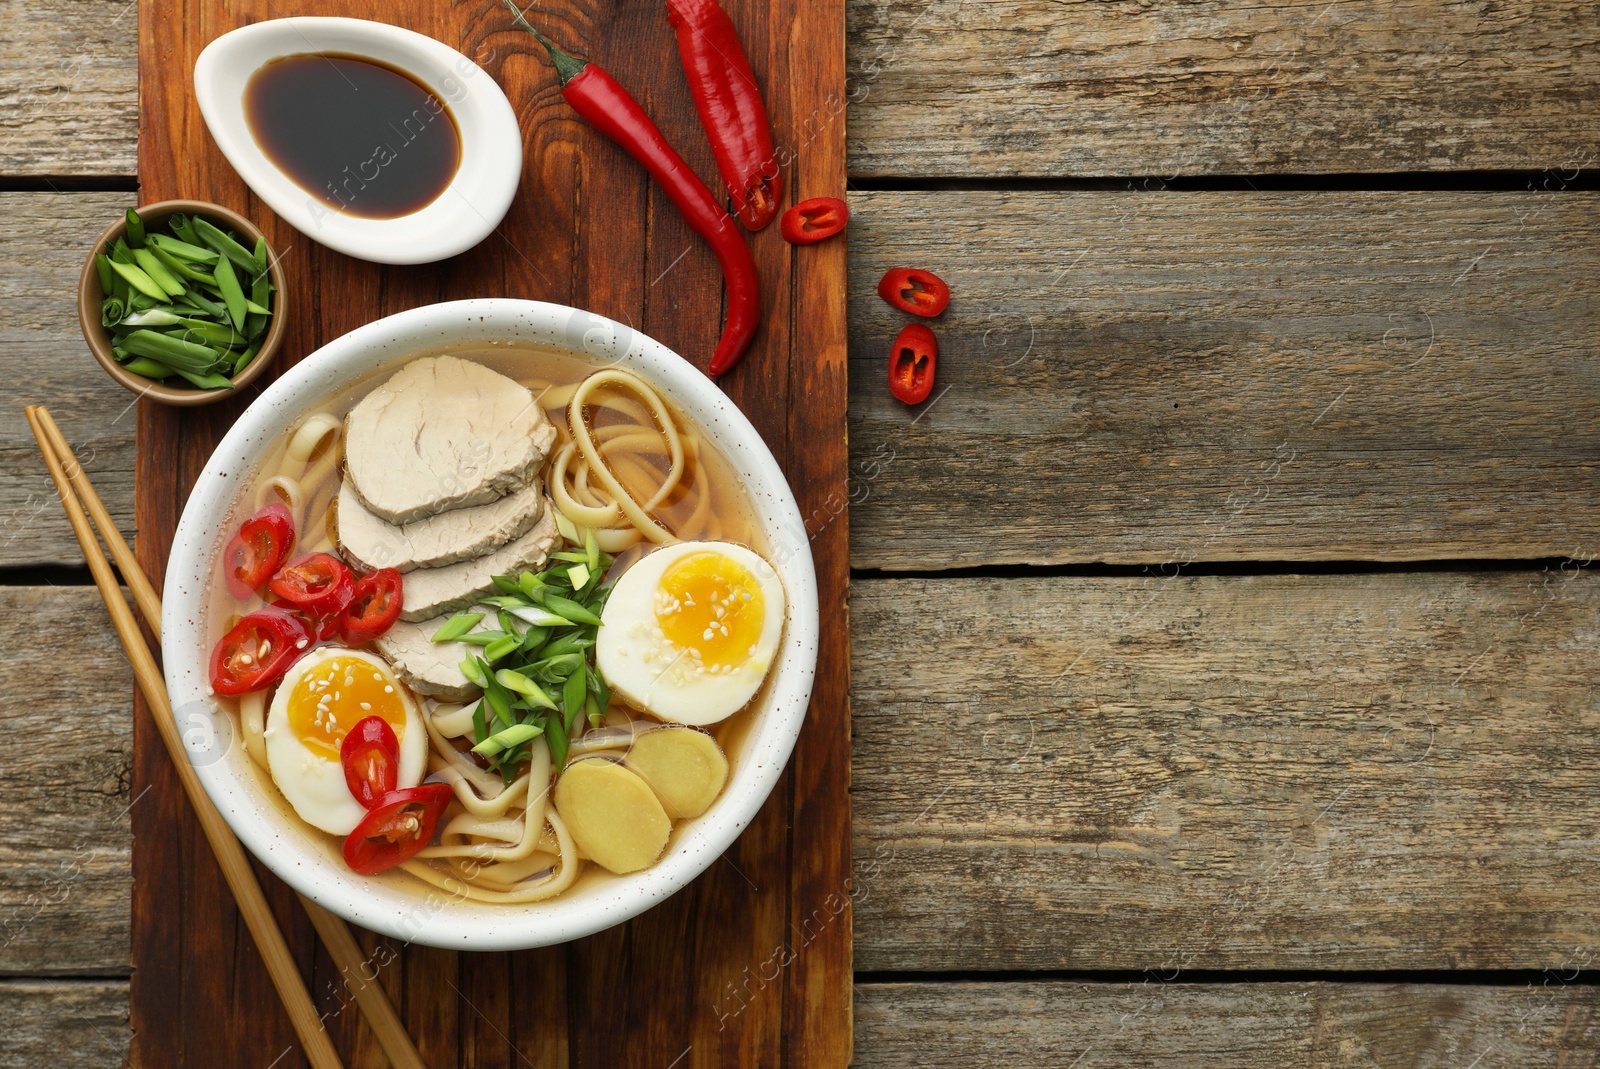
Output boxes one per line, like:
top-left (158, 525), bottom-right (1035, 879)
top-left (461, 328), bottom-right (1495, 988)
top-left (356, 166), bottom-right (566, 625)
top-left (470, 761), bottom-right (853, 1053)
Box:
top-left (596, 540), bottom-right (785, 726)
top-left (265, 648), bottom-right (427, 835)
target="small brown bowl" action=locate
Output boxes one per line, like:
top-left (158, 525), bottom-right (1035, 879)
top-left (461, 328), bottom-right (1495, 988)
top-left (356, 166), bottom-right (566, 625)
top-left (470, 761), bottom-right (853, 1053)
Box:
top-left (78, 199), bottom-right (288, 407)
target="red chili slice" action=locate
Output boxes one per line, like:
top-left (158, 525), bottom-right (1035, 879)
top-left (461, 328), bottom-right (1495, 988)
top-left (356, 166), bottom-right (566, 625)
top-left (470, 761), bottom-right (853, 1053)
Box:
top-left (341, 716), bottom-right (400, 809)
top-left (208, 607), bottom-right (313, 696)
top-left (338, 568), bottom-right (404, 645)
top-left (780, 197), bottom-right (849, 245)
top-left (342, 784), bottom-right (455, 875)
top-left (269, 599), bottom-right (340, 642)
top-left (269, 552), bottom-right (355, 617)
top-left (877, 267), bottom-right (950, 318)
top-left (223, 503), bottom-right (295, 601)
top-left (888, 323), bottom-right (938, 405)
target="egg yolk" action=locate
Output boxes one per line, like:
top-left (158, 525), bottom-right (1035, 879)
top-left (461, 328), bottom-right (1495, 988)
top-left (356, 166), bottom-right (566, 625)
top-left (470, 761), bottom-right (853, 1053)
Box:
top-left (285, 654), bottom-right (407, 761)
top-left (654, 552), bottom-right (765, 668)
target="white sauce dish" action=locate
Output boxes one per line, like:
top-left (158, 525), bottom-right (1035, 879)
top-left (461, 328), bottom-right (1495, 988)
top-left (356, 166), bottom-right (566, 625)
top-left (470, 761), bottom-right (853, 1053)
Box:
top-left (194, 17), bottom-right (522, 265)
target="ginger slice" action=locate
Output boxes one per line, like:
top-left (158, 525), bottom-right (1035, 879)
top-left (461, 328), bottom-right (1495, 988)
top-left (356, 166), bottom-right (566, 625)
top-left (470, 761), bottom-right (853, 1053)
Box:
top-left (626, 727), bottom-right (729, 820)
top-left (552, 758), bottom-right (671, 874)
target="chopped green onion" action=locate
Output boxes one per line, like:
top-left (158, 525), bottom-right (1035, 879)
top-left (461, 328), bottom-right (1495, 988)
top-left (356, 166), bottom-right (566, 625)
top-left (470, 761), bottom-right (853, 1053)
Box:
top-left (148, 233), bottom-right (219, 263)
top-left (212, 253), bottom-right (248, 331)
top-left (120, 329), bottom-right (221, 370)
top-left (432, 612), bottom-right (485, 643)
top-left (471, 721), bottom-right (544, 757)
top-left (251, 235), bottom-right (269, 275)
top-left (495, 668), bottom-right (558, 710)
top-left (585, 527), bottom-right (600, 572)
top-left (232, 345), bottom-right (260, 376)
top-left (172, 367), bottom-right (235, 390)
top-left (100, 297), bottom-right (127, 329)
top-left (130, 248), bottom-right (186, 298)
top-left (168, 213), bottom-right (200, 245)
top-left (483, 634), bottom-right (522, 662)
top-left (150, 243), bottom-right (217, 285)
top-left (124, 208), bottom-right (146, 248)
top-left (567, 563), bottom-right (591, 590)
top-left (192, 215), bottom-right (259, 274)
top-left (94, 254), bottom-right (114, 294)
top-left (563, 664), bottom-right (587, 727)
top-left (107, 259), bottom-right (168, 301)
top-left (459, 656), bottom-right (489, 688)
top-left (122, 357), bottom-right (175, 379)
top-left (541, 594), bottom-right (602, 627)
top-left (553, 511), bottom-right (581, 544)
top-left (507, 605), bottom-right (576, 628)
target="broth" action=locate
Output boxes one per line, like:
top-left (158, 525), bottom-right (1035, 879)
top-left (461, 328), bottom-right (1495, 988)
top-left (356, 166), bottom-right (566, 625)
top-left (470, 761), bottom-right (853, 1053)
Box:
top-left (244, 53), bottom-right (461, 219)
top-left (206, 346), bottom-right (774, 906)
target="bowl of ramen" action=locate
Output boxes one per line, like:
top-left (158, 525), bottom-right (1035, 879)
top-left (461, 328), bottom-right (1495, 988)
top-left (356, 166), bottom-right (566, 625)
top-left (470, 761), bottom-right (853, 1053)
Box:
top-left (161, 299), bottom-right (818, 950)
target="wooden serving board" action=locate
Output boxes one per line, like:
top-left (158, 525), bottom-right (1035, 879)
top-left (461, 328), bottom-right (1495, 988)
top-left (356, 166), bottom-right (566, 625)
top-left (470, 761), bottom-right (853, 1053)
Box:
top-left (133, 2), bottom-right (849, 1066)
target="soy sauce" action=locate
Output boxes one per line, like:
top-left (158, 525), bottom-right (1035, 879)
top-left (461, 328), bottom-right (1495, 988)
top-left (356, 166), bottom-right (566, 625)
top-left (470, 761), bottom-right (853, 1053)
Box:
top-left (244, 53), bottom-right (461, 220)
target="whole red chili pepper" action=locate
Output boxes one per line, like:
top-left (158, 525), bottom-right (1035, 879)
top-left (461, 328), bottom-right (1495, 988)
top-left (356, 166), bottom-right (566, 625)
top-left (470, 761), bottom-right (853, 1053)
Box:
top-left (666, 0), bottom-right (781, 230)
top-left (888, 322), bottom-right (937, 405)
top-left (780, 196), bottom-right (849, 245)
top-left (878, 267), bottom-right (950, 317)
top-left (507, 4), bottom-right (761, 378)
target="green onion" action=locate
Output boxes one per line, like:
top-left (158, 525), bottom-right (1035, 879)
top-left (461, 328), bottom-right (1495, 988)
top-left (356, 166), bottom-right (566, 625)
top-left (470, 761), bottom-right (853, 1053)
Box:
top-left (251, 235), bottom-right (269, 274)
top-left (232, 345), bottom-right (260, 376)
top-left (567, 563), bottom-right (591, 590)
top-left (212, 253), bottom-right (248, 331)
top-left (130, 249), bottom-right (187, 298)
top-left (432, 612), bottom-right (485, 643)
top-left (495, 668), bottom-right (558, 710)
top-left (193, 215), bottom-right (260, 274)
top-left (120, 329), bottom-right (221, 370)
top-left (518, 571), bottom-right (543, 599)
top-left (172, 367), bottom-right (235, 390)
top-left (122, 357), bottom-right (175, 379)
top-left (585, 527), bottom-right (600, 572)
top-left (124, 208), bottom-right (146, 248)
top-left (544, 710), bottom-right (569, 769)
top-left (483, 634), bottom-right (522, 662)
top-left (471, 721), bottom-right (544, 757)
top-left (168, 213), bottom-right (200, 246)
top-left (563, 664), bottom-right (587, 726)
top-left (541, 594), bottom-right (603, 627)
top-left (94, 254), bottom-right (114, 294)
top-left (108, 259), bottom-right (168, 302)
top-left (471, 700), bottom-right (488, 746)
top-left (147, 233), bottom-right (218, 263)
top-left (455, 630), bottom-right (510, 647)
top-left (459, 656), bottom-right (489, 688)
top-left (100, 297), bottom-right (127, 329)
top-left (150, 243), bottom-right (217, 285)
top-left (508, 605), bottom-right (576, 628)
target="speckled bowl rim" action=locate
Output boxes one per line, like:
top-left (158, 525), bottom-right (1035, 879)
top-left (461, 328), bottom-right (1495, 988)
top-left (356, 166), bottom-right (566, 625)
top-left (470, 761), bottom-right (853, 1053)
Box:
top-left (160, 298), bottom-right (819, 950)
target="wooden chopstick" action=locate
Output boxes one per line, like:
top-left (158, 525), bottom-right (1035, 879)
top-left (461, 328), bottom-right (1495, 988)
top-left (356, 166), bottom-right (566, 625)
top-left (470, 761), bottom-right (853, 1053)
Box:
top-left (27, 405), bottom-right (428, 1069)
top-left (31, 407), bottom-right (164, 642)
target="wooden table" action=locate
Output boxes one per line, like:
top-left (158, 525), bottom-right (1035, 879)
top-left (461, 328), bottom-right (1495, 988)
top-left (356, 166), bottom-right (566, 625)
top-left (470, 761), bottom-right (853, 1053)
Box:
top-left (3, 1), bottom-right (1598, 1064)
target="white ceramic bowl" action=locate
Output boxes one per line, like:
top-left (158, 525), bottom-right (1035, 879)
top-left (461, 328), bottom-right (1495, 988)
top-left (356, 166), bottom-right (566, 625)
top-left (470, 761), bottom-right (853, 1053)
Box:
top-left (194, 18), bottom-right (522, 264)
top-left (162, 299), bottom-right (818, 950)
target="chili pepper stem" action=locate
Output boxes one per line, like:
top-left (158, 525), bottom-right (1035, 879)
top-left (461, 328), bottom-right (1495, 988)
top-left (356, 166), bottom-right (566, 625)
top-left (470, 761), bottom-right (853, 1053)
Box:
top-left (503, 0), bottom-right (589, 85)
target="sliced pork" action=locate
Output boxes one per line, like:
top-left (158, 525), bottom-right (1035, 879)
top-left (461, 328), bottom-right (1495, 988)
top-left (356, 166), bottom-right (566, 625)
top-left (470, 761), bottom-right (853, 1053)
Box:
top-left (399, 503), bottom-right (560, 621)
top-left (374, 609), bottom-right (497, 701)
top-left (343, 355), bottom-right (558, 525)
top-left (337, 480), bottom-right (546, 573)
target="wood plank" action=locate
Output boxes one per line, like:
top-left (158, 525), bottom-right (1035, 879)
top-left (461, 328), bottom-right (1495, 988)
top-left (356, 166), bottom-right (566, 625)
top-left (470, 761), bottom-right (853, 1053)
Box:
top-left (853, 981), bottom-right (1600, 1066)
top-left (847, 190), bottom-right (1600, 570)
top-left (11, 2), bottom-right (1598, 181)
top-left (0, 587), bottom-right (130, 976)
top-left (846, 0), bottom-right (1600, 178)
top-left (0, 0), bottom-right (138, 176)
top-left (0, 979), bottom-right (129, 1066)
top-left (851, 570), bottom-right (1600, 971)
top-left (0, 192), bottom-right (138, 569)
top-left (133, 2), bottom-right (849, 1066)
